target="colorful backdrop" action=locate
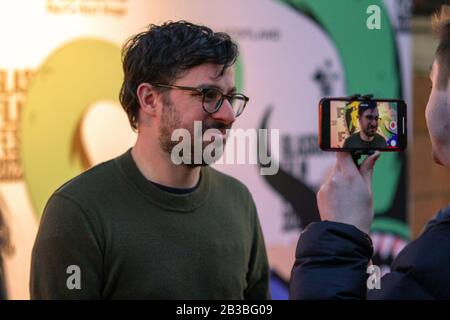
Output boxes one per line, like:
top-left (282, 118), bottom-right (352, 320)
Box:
top-left (0, 0), bottom-right (411, 299)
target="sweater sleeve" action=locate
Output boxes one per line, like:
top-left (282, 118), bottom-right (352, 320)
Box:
top-left (30, 192), bottom-right (103, 299)
top-left (244, 197), bottom-right (271, 300)
top-left (290, 221), bottom-right (373, 300)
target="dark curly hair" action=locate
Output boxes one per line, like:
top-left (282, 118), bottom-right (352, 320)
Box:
top-left (358, 100), bottom-right (378, 117)
top-left (119, 20), bottom-right (239, 130)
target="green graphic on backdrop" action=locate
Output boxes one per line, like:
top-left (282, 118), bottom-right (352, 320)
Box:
top-left (21, 39), bottom-right (123, 217)
top-left (278, 0), bottom-right (408, 237)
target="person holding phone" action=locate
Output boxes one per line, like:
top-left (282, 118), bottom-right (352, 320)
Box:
top-left (343, 101), bottom-right (387, 149)
top-left (290, 5), bottom-right (450, 299)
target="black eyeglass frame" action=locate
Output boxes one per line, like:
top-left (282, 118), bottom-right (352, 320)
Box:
top-left (150, 83), bottom-right (249, 117)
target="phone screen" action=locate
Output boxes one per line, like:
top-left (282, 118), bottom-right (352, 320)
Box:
top-left (328, 99), bottom-right (402, 150)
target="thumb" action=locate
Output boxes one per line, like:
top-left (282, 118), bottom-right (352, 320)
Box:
top-left (359, 151), bottom-right (381, 188)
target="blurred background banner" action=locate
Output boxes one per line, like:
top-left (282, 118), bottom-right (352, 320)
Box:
top-left (0, 0), bottom-right (411, 299)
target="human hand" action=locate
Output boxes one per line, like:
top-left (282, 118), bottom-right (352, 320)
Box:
top-left (316, 152), bottom-right (381, 234)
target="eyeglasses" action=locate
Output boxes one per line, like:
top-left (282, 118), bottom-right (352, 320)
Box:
top-left (151, 83), bottom-right (249, 117)
top-left (364, 115), bottom-right (381, 122)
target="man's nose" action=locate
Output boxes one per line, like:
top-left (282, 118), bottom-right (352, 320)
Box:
top-left (210, 99), bottom-right (236, 125)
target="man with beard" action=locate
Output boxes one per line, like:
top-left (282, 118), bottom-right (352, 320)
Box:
top-left (30, 21), bottom-right (270, 299)
top-left (342, 101), bottom-right (387, 149)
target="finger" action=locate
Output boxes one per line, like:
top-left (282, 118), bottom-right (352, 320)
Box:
top-left (336, 152), bottom-right (359, 175)
top-left (359, 151), bottom-right (381, 187)
top-left (318, 158), bottom-right (340, 197)
top-left (324, 159), bottom-right (339, 183)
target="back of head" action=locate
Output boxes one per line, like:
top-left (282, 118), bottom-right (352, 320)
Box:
top-left (427, 6), bottom-right (450, 167)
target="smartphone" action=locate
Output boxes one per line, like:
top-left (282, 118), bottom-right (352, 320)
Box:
top-left (319, 97), bottom-right (407, 151)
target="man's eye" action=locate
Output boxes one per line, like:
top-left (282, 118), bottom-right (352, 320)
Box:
top-left (204, 89), bottom-right (220, 101)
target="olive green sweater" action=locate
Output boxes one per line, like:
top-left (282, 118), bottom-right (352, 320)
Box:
top-left (30, 150), bottom-right (270, 299)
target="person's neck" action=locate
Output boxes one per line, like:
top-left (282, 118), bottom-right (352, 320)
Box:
top-left (359, 131), bottom-right (374, 142)
top-left (131, 134), bottom-right (201, 189)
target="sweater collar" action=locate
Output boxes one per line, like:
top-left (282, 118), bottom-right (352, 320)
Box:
top-left (115, 149), bottom-right (211, 212)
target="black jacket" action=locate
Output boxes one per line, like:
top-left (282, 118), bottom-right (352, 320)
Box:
top-left (290, 205), bottom-right (450, 299)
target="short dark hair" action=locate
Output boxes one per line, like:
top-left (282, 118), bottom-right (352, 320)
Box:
top-left (432, 5), bottom-right (450, 90)
top-left (358, 100), bottom-right (378, 117)
top-left (119, 20), bottom-right (239, 130)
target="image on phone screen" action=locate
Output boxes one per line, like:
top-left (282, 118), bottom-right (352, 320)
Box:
top-left (330, 100), bottom-right (400, 150)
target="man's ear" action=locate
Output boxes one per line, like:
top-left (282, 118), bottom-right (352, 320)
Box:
top-left (136, 83), bottom-right (159, 117)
